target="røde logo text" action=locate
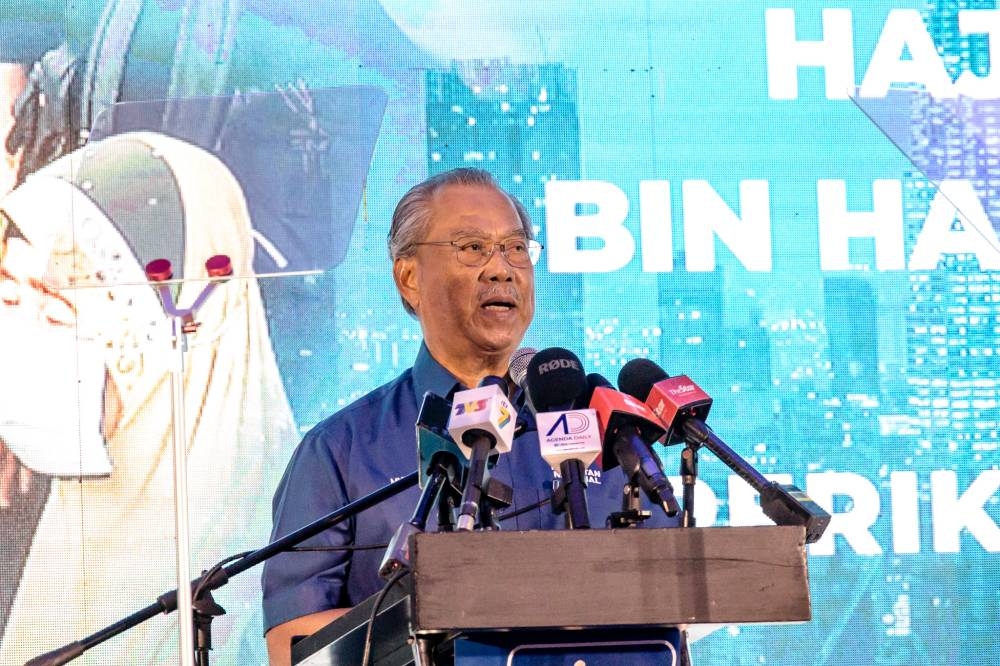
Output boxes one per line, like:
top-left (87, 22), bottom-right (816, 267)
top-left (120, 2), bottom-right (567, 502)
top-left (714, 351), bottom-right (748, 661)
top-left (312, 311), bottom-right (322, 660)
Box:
top-left (537, 359), bottom-right (581, 374)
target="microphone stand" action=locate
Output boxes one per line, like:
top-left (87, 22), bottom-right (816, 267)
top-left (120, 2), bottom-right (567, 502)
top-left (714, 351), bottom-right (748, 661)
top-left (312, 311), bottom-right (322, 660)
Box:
top-left (437, 488), bottom-right (457, 533)
top-left (145, 255), bottom-right (234, 666)
top-left (455, 432), bottom-right (494, 531)
top-left (379, 461), bottom-right (457, 578)
top-left (549, 460), bottom-right (592, 529)
top-left (607, 480), bottom-right (652, 528)
top-left (675, 444), bottom-right (701, 666)
top-left (25, 473), bottom-right (419, 666)
top-left (476, 475), bottom-right (513, 530)
top-left (679, 444), bottom-right (698, 528)
top-left (680, 419), bottom-right (831, 543)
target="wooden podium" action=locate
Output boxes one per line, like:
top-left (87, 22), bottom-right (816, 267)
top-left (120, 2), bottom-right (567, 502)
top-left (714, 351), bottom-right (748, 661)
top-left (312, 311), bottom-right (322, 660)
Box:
top-left (291, 526), bottom-right (811, 665)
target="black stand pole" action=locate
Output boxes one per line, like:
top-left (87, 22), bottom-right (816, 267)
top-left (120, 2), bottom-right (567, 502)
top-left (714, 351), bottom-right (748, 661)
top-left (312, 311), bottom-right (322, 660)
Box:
top-left (192, 591), bottom-right (225, 666)
top-left (379, 466), bottom-right (451, 578)
top-left (680, 444), bottom-right (698, 528)
top-left (455, 434), bottom-right (493, 531)
top-left (676, 444), bottom-right (700, 666)
top-left (551, 460), bottom-right (591, 529)
top-left (437, 487), bottom-right (457, 532)
top-left (25, 472), bottom-right (419, 666)
top-left (680, 419), bottom-right (831, 543)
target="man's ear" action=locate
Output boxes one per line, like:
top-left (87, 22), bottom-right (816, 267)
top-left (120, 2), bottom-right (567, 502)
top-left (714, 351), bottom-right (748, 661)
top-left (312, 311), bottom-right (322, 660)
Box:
top-left (393, 256), bottom-right (420, 314)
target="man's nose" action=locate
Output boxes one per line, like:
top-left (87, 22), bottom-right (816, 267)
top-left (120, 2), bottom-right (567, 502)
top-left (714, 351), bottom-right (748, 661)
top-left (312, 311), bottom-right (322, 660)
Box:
top-left (481, 247), bottom-right (514, 280)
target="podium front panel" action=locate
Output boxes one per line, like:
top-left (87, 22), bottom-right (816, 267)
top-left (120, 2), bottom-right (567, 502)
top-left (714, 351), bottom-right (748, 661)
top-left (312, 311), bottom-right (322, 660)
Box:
top-left (292, 526), bottom-right (810, 664)
top-left (411, 526), bottom-right (810, 630)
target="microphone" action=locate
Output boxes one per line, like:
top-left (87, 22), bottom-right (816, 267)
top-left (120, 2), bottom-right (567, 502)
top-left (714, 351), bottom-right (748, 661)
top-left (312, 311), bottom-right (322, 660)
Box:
top-left (508, 347), bottom-right (538, 397)
top-left (508, 346), bottom-right (538, 432)
top-left (618, 359), bottom-right (712, 445)
top-left (587, 374), bottom-right (680, 518)
top-left (447, 376), bottom-right (517, 531)
top-left (380, 392), bottom-right (466, 577)
top-left (523, 348), bottom-right (601, 529)
top-left (416, 391), bottom-right (466, 489)
top-left (617, 359), bottom-right (831, 544)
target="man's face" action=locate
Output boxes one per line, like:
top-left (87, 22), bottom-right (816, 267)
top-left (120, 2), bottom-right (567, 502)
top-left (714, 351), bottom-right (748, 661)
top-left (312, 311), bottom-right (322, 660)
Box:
top-left (396, 183), bottom-right (535, 367)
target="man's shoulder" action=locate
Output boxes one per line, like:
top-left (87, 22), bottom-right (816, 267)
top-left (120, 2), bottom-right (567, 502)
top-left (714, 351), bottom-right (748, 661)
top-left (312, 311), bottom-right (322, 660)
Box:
top-left (307, 367), bottom-right (416, 438)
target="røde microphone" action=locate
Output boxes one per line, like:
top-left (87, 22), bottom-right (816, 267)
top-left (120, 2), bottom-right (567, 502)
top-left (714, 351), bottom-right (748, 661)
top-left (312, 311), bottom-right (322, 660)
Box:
top-left (524, 347), bottom-right (601, 529)
top-left (617, 359), bottom-right (831, 544)
top-left (448, 376), bottom-right (517, 531)
top-left (587, 374), bottom-right (680, 518)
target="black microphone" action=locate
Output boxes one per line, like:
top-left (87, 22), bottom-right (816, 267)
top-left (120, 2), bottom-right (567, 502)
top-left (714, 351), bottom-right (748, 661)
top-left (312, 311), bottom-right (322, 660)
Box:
top-left (522, 347), bottom-right (587, 410)
top-left (415, 392), bottom-right (466, 490)
top-left (380, 392), bottom-right (466, 577)
top-left (587, 373), bottom-right (680, 518)
top-left (617, 359), bottom-right (831, 544)
top-left (448, 375), bottom-right (517, 531)
top-left (524, 348), bottom-right (600, 529)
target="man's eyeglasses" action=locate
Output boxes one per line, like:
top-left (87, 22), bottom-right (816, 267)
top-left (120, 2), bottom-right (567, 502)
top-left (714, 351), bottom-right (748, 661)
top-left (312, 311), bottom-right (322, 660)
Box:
top-left (412, 236), bottom-right (543, 268)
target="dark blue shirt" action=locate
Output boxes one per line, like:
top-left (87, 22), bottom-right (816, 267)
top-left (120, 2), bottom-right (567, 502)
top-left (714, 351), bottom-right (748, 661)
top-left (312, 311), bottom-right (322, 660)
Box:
top-left (261, 344), bottom-right (677, 631)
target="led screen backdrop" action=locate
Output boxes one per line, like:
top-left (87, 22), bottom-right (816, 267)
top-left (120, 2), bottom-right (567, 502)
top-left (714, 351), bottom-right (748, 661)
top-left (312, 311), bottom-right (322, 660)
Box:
top-left (1, 1), bottom-right (998, 664)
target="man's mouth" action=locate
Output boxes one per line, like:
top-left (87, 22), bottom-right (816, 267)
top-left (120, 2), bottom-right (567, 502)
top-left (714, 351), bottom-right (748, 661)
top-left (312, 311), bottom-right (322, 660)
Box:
top-left (481, 297), bottom-right (516, 312)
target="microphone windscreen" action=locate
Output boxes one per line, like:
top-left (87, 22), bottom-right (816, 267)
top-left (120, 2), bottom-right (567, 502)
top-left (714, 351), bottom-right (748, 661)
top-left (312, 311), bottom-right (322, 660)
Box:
top-left (617, 357), bottom-right (669, 402)
top-left (580, 372), bottom-right (612, 407)
top-left (508, 347), bottom-right (537, 391)
top-left (587, 373), bottom-right (613, 390)
top-left (525, 347), bottom-right (588, 413)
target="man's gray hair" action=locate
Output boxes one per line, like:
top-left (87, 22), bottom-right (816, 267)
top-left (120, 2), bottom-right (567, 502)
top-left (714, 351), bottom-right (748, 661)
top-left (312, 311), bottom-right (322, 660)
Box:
top-left (388, 167), bottom-right (533, 316)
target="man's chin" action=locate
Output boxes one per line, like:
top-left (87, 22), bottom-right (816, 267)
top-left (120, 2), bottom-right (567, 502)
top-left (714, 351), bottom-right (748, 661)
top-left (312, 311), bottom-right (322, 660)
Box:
top-left (471, 333), bottom-right (526, 360)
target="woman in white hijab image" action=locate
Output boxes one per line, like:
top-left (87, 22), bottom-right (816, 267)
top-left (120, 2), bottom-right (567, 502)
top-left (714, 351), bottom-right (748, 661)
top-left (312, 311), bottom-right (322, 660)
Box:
top-left (0, 130), bottom-right (298, 664)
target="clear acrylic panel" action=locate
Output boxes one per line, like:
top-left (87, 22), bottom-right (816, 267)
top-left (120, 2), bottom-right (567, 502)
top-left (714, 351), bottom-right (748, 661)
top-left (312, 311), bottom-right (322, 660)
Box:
top-left (0, 88), bottom-right (385, 664)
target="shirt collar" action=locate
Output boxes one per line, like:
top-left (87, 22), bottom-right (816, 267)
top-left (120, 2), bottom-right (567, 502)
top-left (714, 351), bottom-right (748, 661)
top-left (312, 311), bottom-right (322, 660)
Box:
top-left (411, 342), bottom-right (534, 430)
top-left (412, 342), bottom-right (463, 405)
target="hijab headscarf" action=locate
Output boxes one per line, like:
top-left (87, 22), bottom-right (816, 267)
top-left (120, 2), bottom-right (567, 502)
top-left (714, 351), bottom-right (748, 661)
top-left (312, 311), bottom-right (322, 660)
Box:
top-left (0, 131), bottom-right (297, 664)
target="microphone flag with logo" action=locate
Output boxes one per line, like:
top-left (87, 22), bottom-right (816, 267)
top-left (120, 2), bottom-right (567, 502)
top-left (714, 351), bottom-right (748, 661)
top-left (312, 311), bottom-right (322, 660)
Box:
top-left (587, 373), bottom-right (680, 517)
top-left (447, 376), bottom-right (516, 530)
top-left (416, 391), bottom-right (467, 489)
top-left (618, 358), bottom-right (712, 445)
top-left (524, 347), bottom-right (601, 528)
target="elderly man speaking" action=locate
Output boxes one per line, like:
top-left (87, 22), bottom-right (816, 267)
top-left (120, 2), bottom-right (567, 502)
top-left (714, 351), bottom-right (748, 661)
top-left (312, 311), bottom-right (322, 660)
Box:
top-left (262, 167), bottom-right (675, 665)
